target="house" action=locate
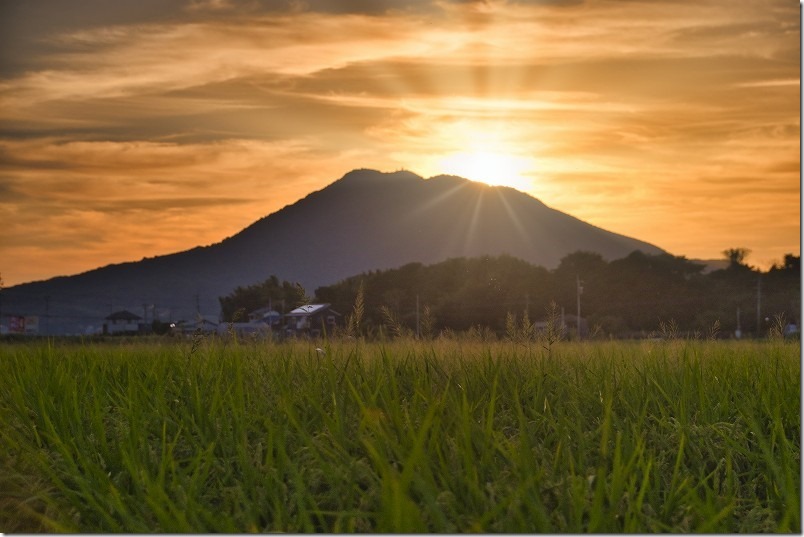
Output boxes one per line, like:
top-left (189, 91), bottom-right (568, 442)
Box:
top-left (248, 306), bottom-right (282, 327)
top-left (104, 310), bottom-right (143, 335)
top-left (7, 315), bottom-right (39, 335)
top-left (173, 315), bottom-right (219, 336)
top-left (284, 304), bottom-right (341, 338)
top-left (216, 321), bottom-right (273, 339)
top-left (209, 306), bottom-right (283, 339)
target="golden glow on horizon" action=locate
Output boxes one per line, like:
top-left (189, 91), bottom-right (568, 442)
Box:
top-left (0, 0), bottom-right (799, 286)
top-left (437, 150), bottom-right (533, 191)
top-left (393, 115), bottom-right (542, 192)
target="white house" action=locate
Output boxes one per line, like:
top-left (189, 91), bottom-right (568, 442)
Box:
top-left (284, 304), bottom-right (340, 337)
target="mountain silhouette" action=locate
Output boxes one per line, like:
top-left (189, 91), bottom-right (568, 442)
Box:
top-left (3, 169), bottom-right (665, 334)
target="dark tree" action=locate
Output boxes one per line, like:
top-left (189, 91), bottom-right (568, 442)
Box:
top-left (310, 250), bottom-right (799, 339)
top-left (219, 275), bottom-right (309, 322)
top-left (723, 247), bottom-right (752, 268)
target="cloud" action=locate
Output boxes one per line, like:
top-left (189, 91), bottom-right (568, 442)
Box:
top-left (0, 136), bottom-right (390, 284)
top-left (0, 0), bottom-right (799, 284)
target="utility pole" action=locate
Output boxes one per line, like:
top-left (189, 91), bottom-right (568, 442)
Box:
top-left (736, 306), bottom-right (741, 339)
top-left (576, 275), bottom-right (583, 340)
top-left (416, 294), bottom-right (420, 339)
top-left (44, 295), bottom-right (50, 336)
top-left (268, 297), bottom-right (273, 334)
top-left (756, 275), bottom-right (762, 338)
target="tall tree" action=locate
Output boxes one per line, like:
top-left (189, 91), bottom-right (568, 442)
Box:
top-left (722, 247), bottom-right (752, 268)
top-left (219, 276), bottom-right (309, 322)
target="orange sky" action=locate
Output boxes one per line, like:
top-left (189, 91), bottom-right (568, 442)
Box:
top-left (0, 0), bottom-right (800, 287)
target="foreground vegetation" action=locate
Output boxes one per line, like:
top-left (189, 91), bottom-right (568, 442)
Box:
top-left (1, 337), bottom-right (800, 532)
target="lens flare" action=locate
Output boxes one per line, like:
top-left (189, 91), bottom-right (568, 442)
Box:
top-left (437, 150), bottom-right (533, 190)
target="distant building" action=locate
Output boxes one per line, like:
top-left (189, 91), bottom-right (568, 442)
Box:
top-left (104, 310), bottom-right (142, 335)
top-left (284, 304), bottom-right (341, 338)
top-left (784, 322), bottom-right (800, 339)
top-left (8, 315), bottom-right (40, 335)
top-left (216, 322), bottom-right (273, 339)
top-left (208, 306), bottom-right (283, 339)
top-left (174, 315), bottom-right (219, 336)
top-left (248, 307), bottom-right (282, 327)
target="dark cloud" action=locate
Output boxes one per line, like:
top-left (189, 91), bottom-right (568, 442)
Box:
top-left (0, 86), bottom-right (396, 145)
top-left (90, 196), bottom-right (253, 213)
top-left (0, 176), bottom-right (29, 203)
top-left (0, 0), bottom-right (188, 76)
top-left (280, 0), bottom-right (434, 14)
top-left (766, 160), bottom-right (801, 174)
top-left (0, 146), bottom-right (76, 170)
top-left (0, 0), bottom-right (585, 69)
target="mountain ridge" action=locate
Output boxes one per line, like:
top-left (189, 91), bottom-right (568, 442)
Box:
top-left (4, 169), bottom-right (666, 334)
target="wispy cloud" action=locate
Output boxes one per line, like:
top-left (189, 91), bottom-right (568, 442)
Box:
top-left (0, 0), bottom-right (799, 284)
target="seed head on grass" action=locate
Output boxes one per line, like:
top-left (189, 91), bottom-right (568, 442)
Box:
top-left (505, 312), bottom-right (517, 343)
top-left (768, 313), bottom-right (786, 340)
top-left (539, 300), bottom-right (563, 355)
top-left (520, 308), bottom-right (533, 343)
top-left (380, 305), bottom-right (408, 339)
top-left (345, 281), bottom-right (365, 339)
top-left (186, 328), bottom-right (205, 360)
top-left (707, 319), bottom-right (721, 341)
top-left (658, 318), bottom-right (679, 340)
top-left (420, 305), bottom-right (435, 341)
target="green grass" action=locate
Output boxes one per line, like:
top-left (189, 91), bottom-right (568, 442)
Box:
top-left (1, 337), bottom-right (800, 532)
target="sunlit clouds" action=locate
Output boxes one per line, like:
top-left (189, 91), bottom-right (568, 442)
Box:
top-left (0, 0), bottom-right (799, 285)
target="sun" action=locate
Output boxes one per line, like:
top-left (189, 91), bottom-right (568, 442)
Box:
top-left (437, 150), bottom-right (532, 190)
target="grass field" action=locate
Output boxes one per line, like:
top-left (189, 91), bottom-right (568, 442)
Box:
top-left (1, 336), bottom-right (800, 532)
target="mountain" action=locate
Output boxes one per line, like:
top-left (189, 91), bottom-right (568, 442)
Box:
top-left (3, 169), bottom-right (665, 334)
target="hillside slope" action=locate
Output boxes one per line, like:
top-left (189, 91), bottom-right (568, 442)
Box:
top-left (4, 169), bottom-right (664, 333)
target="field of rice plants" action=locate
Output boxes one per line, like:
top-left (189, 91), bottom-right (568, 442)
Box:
top-left (1, 337), bottom-right (800, 532)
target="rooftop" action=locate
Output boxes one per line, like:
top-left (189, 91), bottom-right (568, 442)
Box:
top-left (285, 304), bottom-right (332, 317)
top-left (105, 310), bottom-right (142, 321)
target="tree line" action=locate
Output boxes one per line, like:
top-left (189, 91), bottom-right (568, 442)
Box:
top-left (219, 249), bottom-right (800, 339)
